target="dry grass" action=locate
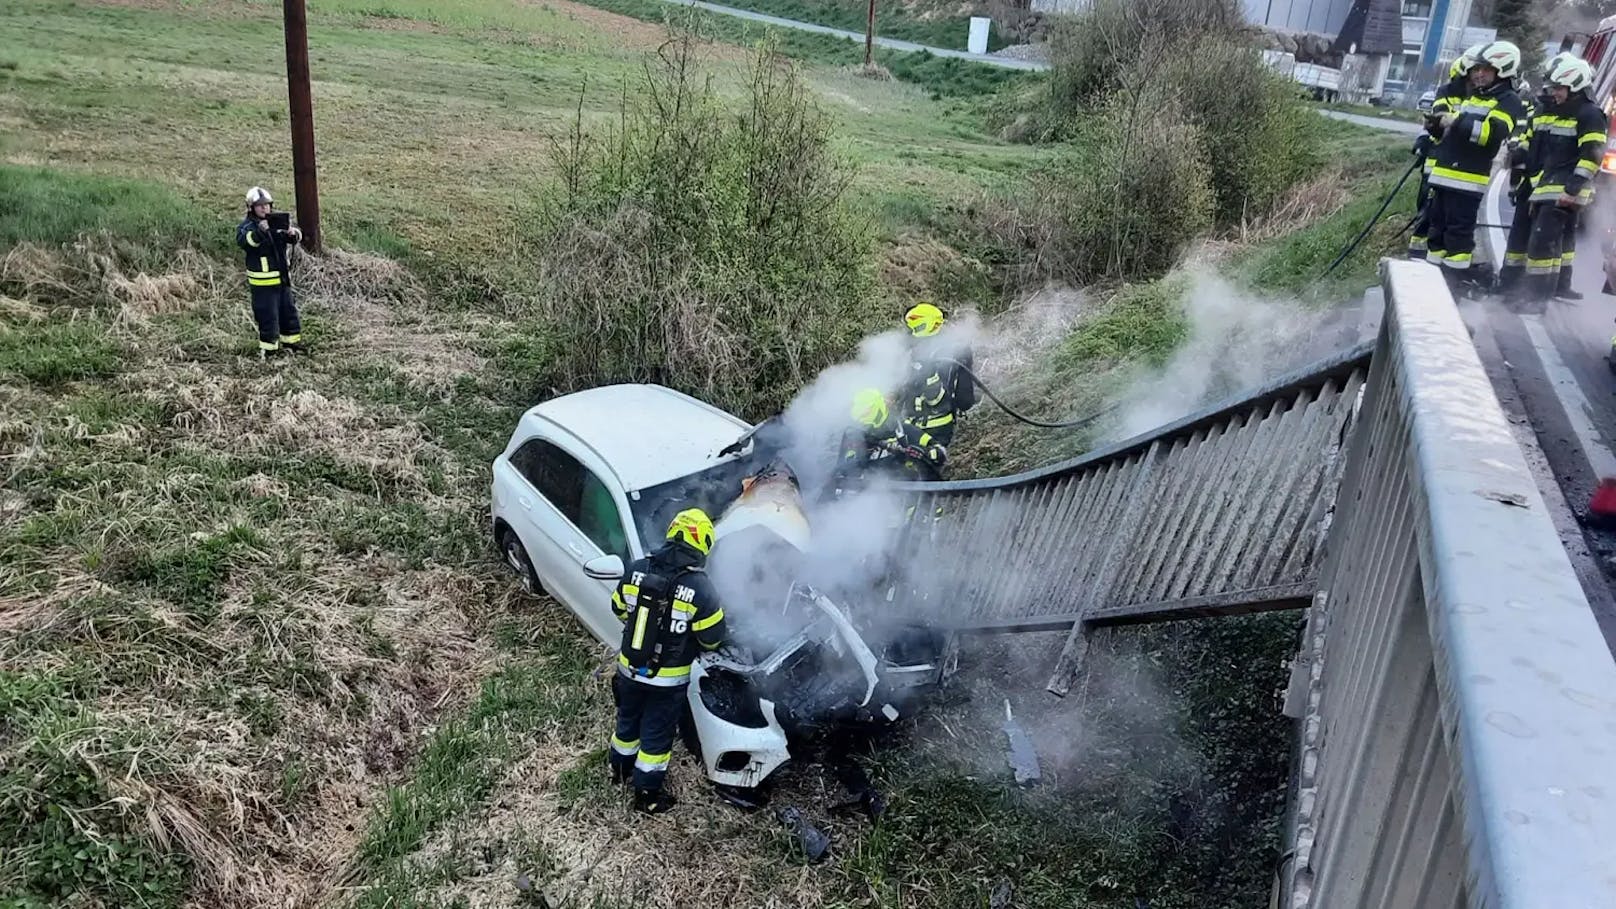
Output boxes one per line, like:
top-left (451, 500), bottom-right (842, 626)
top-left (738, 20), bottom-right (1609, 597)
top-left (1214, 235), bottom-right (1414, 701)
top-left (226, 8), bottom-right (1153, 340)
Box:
top-left (0, 240), bottom-right (516, 908)
top-left (1226, 169), bottom-right (1355, 247)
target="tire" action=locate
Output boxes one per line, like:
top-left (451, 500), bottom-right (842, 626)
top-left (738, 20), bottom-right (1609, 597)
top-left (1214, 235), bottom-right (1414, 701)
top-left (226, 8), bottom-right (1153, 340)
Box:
top-left (499, 528), bottom-right (545, 596)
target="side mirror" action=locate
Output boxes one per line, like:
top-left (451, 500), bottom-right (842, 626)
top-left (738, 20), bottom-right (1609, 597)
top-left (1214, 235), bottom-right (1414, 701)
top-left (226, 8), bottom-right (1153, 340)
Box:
top-left (583, 554), bottom-right (624, 581)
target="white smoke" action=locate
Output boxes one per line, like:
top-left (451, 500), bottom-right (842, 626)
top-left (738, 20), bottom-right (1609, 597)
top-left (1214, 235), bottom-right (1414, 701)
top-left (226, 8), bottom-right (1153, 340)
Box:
top-left (1107, 268), bottom-right (1373, 440)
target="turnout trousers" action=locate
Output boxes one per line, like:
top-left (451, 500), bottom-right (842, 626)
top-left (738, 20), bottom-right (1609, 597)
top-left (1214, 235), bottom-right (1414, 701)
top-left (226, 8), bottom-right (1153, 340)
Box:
top-left (1425, 186), bottom-right (1485, 275)
top-left (250, 284), bottom-right (302, 352)
top-left (610, 672), bottom-right (682, 792)
top-left (1500, 179), bottom-right (1535, 290)
top-left (1522, 203), bottom-right (1581, 302)
top-left (1408, 172), bottom-right (1434, 259)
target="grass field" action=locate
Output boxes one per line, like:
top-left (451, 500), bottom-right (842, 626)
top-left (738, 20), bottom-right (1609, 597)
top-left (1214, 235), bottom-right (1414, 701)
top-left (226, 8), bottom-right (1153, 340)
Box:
top-left (0, 0), bottom-right (1043, 273)
top-left (1, 0), bottom-right (1409, 904)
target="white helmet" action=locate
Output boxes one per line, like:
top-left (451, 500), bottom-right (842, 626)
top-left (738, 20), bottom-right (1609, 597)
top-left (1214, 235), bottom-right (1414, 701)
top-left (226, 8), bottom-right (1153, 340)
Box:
top-left (1472, 40), bottom-right (1522, 79)
top-left (245, 186), bottom-right (273, 208)
top-left (1547, 55), bottom-right (1595, 93)
top-left (1452, 43), bottom-right (1487, 78)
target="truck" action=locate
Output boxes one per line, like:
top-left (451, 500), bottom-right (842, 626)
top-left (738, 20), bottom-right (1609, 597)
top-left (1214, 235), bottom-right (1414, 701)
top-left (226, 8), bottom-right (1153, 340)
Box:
top-left (1260, 50), bottom-right (1342, 102)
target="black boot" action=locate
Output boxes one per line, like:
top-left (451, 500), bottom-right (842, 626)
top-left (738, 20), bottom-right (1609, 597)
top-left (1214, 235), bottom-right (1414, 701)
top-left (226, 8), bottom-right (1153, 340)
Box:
top-left (609, 759), bottom-right (631, 786)
top-left (1464, 262), bottom-right (1496, 296)
top-left (1519, 273), bottom-right (1555, 314)
top-left (1555, 266), bottom-right (1583, 301)
top-left (634, 788), bottom-right (677, 815)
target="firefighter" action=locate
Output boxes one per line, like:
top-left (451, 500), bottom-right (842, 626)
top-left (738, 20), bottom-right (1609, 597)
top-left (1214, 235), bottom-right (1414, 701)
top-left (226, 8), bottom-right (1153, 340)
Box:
top-left (1515, 55), bottom-right (1607, 307)
top-left (836, 388), bottom-right (948, 493)
top-left (1411, 47), bottom-right (1483, 260)
top-left (1501, 60), bottom-right (1566, 292)
top-left (1425, 41), bottom-right (1527, 291)
top-left (609, 508), bottom-right (726, 814)
top-left (900, 303), bottom-right (977, 448)
top-left (236, 187), bottom-right (304, 359)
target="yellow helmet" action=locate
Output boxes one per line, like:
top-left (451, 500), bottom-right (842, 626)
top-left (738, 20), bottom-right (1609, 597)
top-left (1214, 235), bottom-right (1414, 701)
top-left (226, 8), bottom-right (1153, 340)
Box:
top-left (852, 388), bottom-right (889, 428)
top-left (904, 302), bottom-right (945, 338)
top-left (666, 507), bottom-right (715, 555)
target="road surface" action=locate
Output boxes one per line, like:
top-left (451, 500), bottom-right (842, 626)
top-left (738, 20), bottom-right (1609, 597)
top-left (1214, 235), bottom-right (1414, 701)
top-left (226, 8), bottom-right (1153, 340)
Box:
top-left (655, 0), bottom-right (1050, 71)
top-left (1470, 190), bottom-right (1616, 646)
top-left (1318, 109), bottom-right (1424, 135)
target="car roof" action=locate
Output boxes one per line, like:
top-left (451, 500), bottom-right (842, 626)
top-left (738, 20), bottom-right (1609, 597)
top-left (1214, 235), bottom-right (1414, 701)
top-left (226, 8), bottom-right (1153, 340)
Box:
top-left (523, 384), bottom-right (752, 492)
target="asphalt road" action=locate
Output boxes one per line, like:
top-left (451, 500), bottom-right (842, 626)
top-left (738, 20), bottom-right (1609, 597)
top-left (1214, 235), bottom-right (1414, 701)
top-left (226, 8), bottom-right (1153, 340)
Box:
top-left (1318, 109), bottom-right (1425, 135)
top-left (1470, 191), bottom-right (1616, 647)
top-left (653, 0), bottom-right (1050, 71)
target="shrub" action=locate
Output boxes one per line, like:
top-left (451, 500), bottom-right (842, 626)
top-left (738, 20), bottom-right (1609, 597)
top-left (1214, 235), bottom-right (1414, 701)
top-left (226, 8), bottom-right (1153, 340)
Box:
top-left (1045, 0), bottom-right (1244, 113)
top-left (527, 35), bottom-right (879, 418)
top-left (1162, 40), bottom-right (1322, 225)
top-left (986, 97), bottom-right (1214, 285)
top-left (1040, 0), bottom-right (1319, 231)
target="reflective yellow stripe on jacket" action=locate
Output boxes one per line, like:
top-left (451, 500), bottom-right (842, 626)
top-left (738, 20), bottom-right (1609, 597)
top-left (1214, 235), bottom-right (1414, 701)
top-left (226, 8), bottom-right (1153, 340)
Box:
top-left (247, 256), bottom-right (282, 287)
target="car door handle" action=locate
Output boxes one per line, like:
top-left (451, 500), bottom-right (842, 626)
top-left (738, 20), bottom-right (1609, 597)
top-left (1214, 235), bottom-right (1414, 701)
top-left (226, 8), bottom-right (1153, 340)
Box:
top-left (518, 496), bottom-right (533, 511)
top-left (567, 542), bottom-right (585, 557)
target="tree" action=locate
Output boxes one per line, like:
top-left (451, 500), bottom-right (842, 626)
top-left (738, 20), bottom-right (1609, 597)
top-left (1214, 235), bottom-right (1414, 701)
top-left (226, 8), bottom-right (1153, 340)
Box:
top-left (1490, 0), bottom-right (1550, 72)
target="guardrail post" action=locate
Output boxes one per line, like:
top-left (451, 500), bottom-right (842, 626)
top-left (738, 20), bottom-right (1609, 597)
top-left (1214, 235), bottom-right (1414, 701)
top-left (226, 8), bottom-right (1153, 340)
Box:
top-left (1045, 440), bottom-right (1164, 696)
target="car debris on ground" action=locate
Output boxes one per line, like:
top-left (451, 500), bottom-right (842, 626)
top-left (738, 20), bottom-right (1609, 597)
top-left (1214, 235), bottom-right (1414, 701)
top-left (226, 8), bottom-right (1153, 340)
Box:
top-left (776, 806), bottom-right (832, 863)
top-left (1003, 698), bottom-right (1041, 787)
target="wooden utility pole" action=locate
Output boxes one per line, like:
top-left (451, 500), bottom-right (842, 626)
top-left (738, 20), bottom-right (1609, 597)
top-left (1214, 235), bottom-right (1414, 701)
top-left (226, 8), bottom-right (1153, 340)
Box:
top-left (283, 0), bottom-right (322, 252)
top-left (865, 0), bottom-right (876, 67)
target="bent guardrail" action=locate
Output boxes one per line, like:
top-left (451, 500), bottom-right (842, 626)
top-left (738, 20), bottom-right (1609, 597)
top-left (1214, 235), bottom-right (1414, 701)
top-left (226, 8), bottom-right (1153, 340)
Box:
top-left (1281, 259), bottom-right (1616, 908)
top-left (886, 344), bottom-right (1369, 633)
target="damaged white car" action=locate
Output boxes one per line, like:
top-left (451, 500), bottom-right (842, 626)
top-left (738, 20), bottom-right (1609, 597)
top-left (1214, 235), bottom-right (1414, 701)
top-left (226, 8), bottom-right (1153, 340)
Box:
top-left (489, 384), bottom-right (951, 804)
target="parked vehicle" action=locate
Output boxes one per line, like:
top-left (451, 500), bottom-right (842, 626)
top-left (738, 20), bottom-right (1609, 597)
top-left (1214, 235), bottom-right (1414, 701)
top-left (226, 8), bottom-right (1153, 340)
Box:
top-left (489, 384), bottom-right (950, 800)
top-left (1294, 62), bottom-right (1343, 102)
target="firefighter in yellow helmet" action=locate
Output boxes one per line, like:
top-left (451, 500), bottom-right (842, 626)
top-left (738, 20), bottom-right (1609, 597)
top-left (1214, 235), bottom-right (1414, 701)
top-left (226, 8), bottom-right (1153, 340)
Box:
top-left (835, 388), bottom-right (948, 494)
top-left (900, 303), bottom-right (977, 448)
top-left (608, 507), bottom-right (726, 814)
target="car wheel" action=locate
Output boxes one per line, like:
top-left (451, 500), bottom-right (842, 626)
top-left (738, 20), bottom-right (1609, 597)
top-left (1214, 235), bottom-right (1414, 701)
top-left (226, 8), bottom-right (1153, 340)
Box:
top-left (500, 529), bottom-right (545, 596)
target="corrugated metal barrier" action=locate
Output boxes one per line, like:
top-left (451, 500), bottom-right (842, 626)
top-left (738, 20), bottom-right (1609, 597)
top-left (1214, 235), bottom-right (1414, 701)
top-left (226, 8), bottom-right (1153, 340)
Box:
top-left (886, 343), bottom-right (1370, 650)
top-left (1280, 260), bottom-right (1616, 908)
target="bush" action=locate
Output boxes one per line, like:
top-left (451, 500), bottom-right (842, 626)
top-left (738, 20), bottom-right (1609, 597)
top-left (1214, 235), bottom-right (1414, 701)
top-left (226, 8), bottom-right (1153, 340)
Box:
top-left (1040, 0), bottom-right (1319, 231)
top-left (1046, 0), bottom-right (1243, 113)
top-left (985, 97), bottom-right (1214, 285)
top-left (1162, 41), bottom-right (1321, 225)
top-left (527, 35), bottom-right (879, 418)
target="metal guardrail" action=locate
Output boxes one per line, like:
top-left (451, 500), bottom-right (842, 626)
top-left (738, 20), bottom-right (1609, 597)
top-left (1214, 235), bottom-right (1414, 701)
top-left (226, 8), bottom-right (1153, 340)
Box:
top-left (885, 342), bottom-right (1369, 691)
top-left (1281, 260), bottom-right (1616, 908)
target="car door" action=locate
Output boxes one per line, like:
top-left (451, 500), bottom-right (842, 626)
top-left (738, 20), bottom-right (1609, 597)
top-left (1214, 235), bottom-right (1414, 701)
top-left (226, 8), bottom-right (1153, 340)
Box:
top-left (507, 436), bottom-right (634, 646)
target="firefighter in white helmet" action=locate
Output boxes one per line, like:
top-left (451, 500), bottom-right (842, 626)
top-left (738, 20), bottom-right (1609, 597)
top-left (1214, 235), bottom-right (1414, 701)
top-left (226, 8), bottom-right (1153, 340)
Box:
top-left (1514, 55), bottom-right (1607, 308)
top-left (1424, 41), bottom-right (1528, 292)
top-left (236, 187), bottom-right (305, 358)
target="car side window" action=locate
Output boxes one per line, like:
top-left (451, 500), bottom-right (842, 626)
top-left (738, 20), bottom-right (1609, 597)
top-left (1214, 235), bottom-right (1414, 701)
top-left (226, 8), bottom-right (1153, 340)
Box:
top-left (578, 471), bottom-right (630, 563)
top-left (509, 437), bottom-right (629, 562)
top-left (510, 438), bottom-right (584, 522)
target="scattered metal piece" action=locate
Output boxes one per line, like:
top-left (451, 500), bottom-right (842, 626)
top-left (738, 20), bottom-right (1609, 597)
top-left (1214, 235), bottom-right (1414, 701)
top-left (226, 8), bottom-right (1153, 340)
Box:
top-left (830, 787), bottom-right (886, 822)
top-left (989, 877), bottom-right (1014, 909)
top-left (776, 806), bottom-right (831, 863)
top-left (714, 784), bottom-right (768, 811)
top-left (1002, 699), bottom-right (1041, 787)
